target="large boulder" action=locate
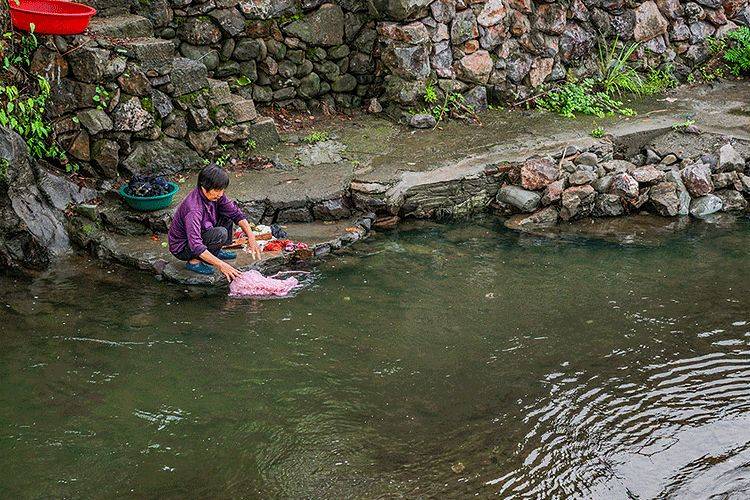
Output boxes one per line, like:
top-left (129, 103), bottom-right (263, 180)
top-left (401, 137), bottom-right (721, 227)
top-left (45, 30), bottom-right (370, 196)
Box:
top-left (718, 143), bottom-right (745, 172)
top-left (477, 0), bottom-right (507, 27)
top-left (560, 23), bottom-right (595, 63)
top-left (382, 43), bottom-right (430, 80)
top-left (594, 193), bottom-right (625, 217)
top-left (560, 184), bottom-right (596, 220)
top-left (716, 189), bottom-right (748, 211)
top-left (170, 58), bottom-right (209, 97)
top-left (239, 0), bottom-right (297, 19)
top-left (665, 170), bottom-right (691, 215)
top-left (181, 17), bottom-right (223, 46)
top-left (521, 157), bottom-right (560, 190)
top-left (283, 4), bottom-right (344, 46)
top-left (0, 127), bottom-right (95, 272)
top-left (689, 194), bottom-right (723, 217)
top-left (451, 8), bottom-right (479, 44)
top-left (610, 172), bottom-right (640, 200)
top-left (112, 97), bottom-right (155, 133)
top-left (380, 0), bottom-right (433, 20)
top-left (681, 163), bottom-right (714, 197)
top-left (648, 181), bottom-right (681, 216)
top-left (455, 50), bottom-right (493, 84)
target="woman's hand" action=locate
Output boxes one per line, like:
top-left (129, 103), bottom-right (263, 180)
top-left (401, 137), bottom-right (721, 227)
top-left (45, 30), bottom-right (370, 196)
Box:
top-left (246, 240), bottom-right (262, 260)
top-left (220, 262), bottom-right (242, 282)
top-left (237, 219), bottom-right (262, 260)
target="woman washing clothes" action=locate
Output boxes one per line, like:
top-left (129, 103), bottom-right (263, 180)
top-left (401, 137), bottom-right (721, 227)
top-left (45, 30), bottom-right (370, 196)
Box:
top-left (168, 164), bottom-right (262, 281)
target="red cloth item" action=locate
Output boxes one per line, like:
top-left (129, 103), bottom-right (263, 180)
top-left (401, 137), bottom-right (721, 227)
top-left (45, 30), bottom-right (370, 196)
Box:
top-left (263, 239), bottom-right (292, 252)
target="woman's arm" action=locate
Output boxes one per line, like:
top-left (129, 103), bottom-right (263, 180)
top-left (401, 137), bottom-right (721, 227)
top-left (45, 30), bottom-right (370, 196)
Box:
top-left (199, 249), bottom-right (242, 282)
top-left (237, 218), bottom-right (262, 260)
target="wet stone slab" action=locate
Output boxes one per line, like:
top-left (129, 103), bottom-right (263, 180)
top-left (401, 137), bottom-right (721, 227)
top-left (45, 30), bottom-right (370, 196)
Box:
top-left (70, 215), bottom-right (374, 288)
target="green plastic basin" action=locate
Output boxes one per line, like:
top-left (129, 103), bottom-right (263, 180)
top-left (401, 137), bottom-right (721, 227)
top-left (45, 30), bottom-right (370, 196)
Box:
top-left (119, 182), bottom-right (180, 212)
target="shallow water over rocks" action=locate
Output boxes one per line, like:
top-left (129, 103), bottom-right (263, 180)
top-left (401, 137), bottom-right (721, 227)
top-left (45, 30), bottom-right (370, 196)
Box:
top-left (3, 217), bottom-right (750, 497)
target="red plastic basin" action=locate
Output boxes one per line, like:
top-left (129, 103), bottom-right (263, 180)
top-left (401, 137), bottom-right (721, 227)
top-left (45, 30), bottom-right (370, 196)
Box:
top-left (9, 0), bottom-right (96, 35)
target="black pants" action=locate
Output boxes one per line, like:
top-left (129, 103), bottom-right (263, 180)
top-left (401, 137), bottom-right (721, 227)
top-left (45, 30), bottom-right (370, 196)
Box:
top-left (173, 216), bottom-right (233, 261)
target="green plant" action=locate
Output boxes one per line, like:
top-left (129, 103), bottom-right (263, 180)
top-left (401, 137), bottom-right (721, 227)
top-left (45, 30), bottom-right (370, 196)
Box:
top-left (0, 78), bottom-right (76, 171)
top-left (724, 26), bottom-right (750, 76)
top-left (672, 118), bottom-right (695, 131)
top-left (2, 25), bottom-right (37, 71)
top-left (591, 126), bottom-right (606, 138)
top-left (236, 76), bottom-right (252, 86)
top-left (707, 36), bottom-right (727, 54)
top-left (641, 66), bottom-right (678, 95)
top-left (429, 91), bottom-right (472, 124)
top-left (537, 79), bottom-right (636, 118)
top-left (93, 85), bottom-right (110, 110)
top-left (215, 153), bottom-right (230, 167)
top-left (597, 37), bottom-right (643, 96)
top-left (214, 144), bottom-right (230, 167)
top-left (303, 131), bottom-right (330, 144)
top-left (246, 138), bottom-right (257, 151)
top-left (424, 81), bottom-right (439, 104)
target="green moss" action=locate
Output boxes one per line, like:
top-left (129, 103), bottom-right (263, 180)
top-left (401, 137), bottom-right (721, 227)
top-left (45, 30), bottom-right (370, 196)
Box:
top-left (0, 158), bottom-right (9, 182)
top-left (176, 88), bottom-right (209, 106)
top-left (140, 97), bottom-right (154, 114)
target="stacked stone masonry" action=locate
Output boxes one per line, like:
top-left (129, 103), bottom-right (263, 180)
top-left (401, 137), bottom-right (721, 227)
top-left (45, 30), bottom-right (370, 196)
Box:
top-left (79, 0), bottom-right (750, 113)
top-left (29, 12), bottom-right (281, 179)
top-left (28, 0), bottom-right (750, 176)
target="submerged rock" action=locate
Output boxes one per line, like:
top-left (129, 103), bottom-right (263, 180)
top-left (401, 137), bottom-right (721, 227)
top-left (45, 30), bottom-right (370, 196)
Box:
top-left (505, 206), bottom-right (559, 228)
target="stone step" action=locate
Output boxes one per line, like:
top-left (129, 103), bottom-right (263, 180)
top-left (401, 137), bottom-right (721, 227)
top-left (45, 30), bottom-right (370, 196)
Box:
top-left (87, 14), bottom-right (154, 38)
top-left (117, 37), bottom-right (175, 75)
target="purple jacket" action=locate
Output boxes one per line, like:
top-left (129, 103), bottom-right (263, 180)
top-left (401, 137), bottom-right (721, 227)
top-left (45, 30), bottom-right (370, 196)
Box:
top-left (168, 188), bottom-right (246, 256)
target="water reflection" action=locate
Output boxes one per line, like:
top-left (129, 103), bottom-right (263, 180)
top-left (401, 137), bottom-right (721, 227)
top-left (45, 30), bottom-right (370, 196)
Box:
top-left (2, 217), bottom-right (750, 497)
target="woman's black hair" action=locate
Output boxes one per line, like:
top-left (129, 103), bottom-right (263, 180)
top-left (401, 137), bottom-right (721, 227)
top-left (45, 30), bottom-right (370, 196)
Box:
top-left (197, 164), bottom-right (230, 191)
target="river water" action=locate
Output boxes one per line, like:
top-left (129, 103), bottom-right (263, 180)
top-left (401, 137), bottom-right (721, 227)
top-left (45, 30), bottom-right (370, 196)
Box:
top-left (2, 217), bottom-right (750, 498)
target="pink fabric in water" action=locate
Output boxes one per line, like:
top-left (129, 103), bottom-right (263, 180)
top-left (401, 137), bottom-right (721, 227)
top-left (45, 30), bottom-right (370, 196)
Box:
top-left (229, 270), bottom-right (300, 298)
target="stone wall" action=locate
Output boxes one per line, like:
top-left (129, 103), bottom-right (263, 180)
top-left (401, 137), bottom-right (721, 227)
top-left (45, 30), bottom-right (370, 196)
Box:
top-left (11, 0), bottom-right (750, 183)
top-left (377, 0), bottom-right (750, 109)
top-left (74, 0), bottom-right (750, 114)
top-left (82, 0), bottom-right (383, 112)
top-left (29, 16), bottom-right (279, 180)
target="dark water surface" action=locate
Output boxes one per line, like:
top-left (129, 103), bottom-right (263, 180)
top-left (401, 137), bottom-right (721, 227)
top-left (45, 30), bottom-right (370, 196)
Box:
top-left (3, 218), bottom-right (750, 498)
